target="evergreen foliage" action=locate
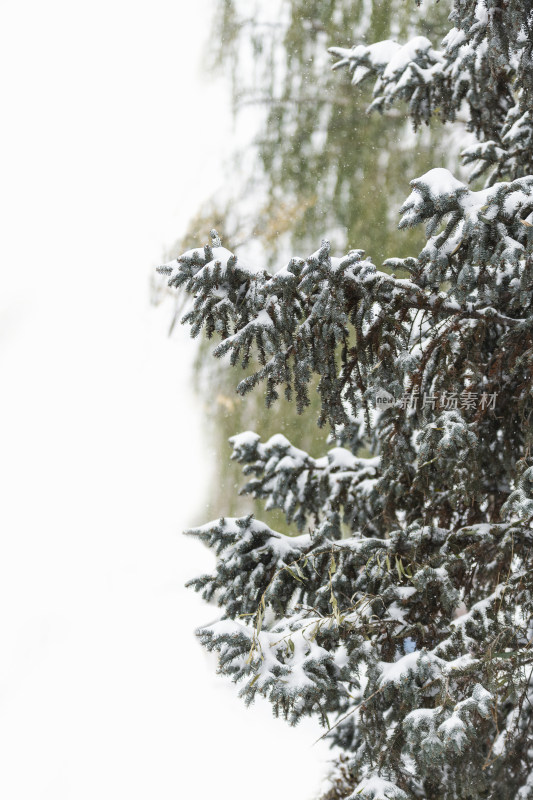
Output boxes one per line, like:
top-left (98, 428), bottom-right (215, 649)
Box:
top-left (209, 0), bottom-right (451, 263)
top-left (158, 1), bottom-right (453, 529)
top-left (159, 2), bottom-right (533, 798)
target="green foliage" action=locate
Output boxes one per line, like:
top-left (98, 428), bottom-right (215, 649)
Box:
top-left (158, 1), bottom-right (533, 798)
top-left (210, 0), bottom-right (451, 264)
top-left (161, 1), bottom-right (452, 529)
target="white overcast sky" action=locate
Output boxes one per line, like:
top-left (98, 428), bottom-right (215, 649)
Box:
top-left (0, 1), bottom-right (328, 798)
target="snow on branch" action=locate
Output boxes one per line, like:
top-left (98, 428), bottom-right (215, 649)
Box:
top-left (330, 4), bottom-right (533, 186)
top-left (229, 430), bottom-right (381, 534)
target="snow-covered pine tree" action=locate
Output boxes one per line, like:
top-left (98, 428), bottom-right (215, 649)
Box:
top-left (159, 2), bottom-right (533, 798)
top-left (156, 0), bottom-right (450, 531)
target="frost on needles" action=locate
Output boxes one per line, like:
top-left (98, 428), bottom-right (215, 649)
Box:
top-left (158, 3), bottom-right (533, 799)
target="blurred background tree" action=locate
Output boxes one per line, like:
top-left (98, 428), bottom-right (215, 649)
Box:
top-left (154, 0), bottom-right (453, 530)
